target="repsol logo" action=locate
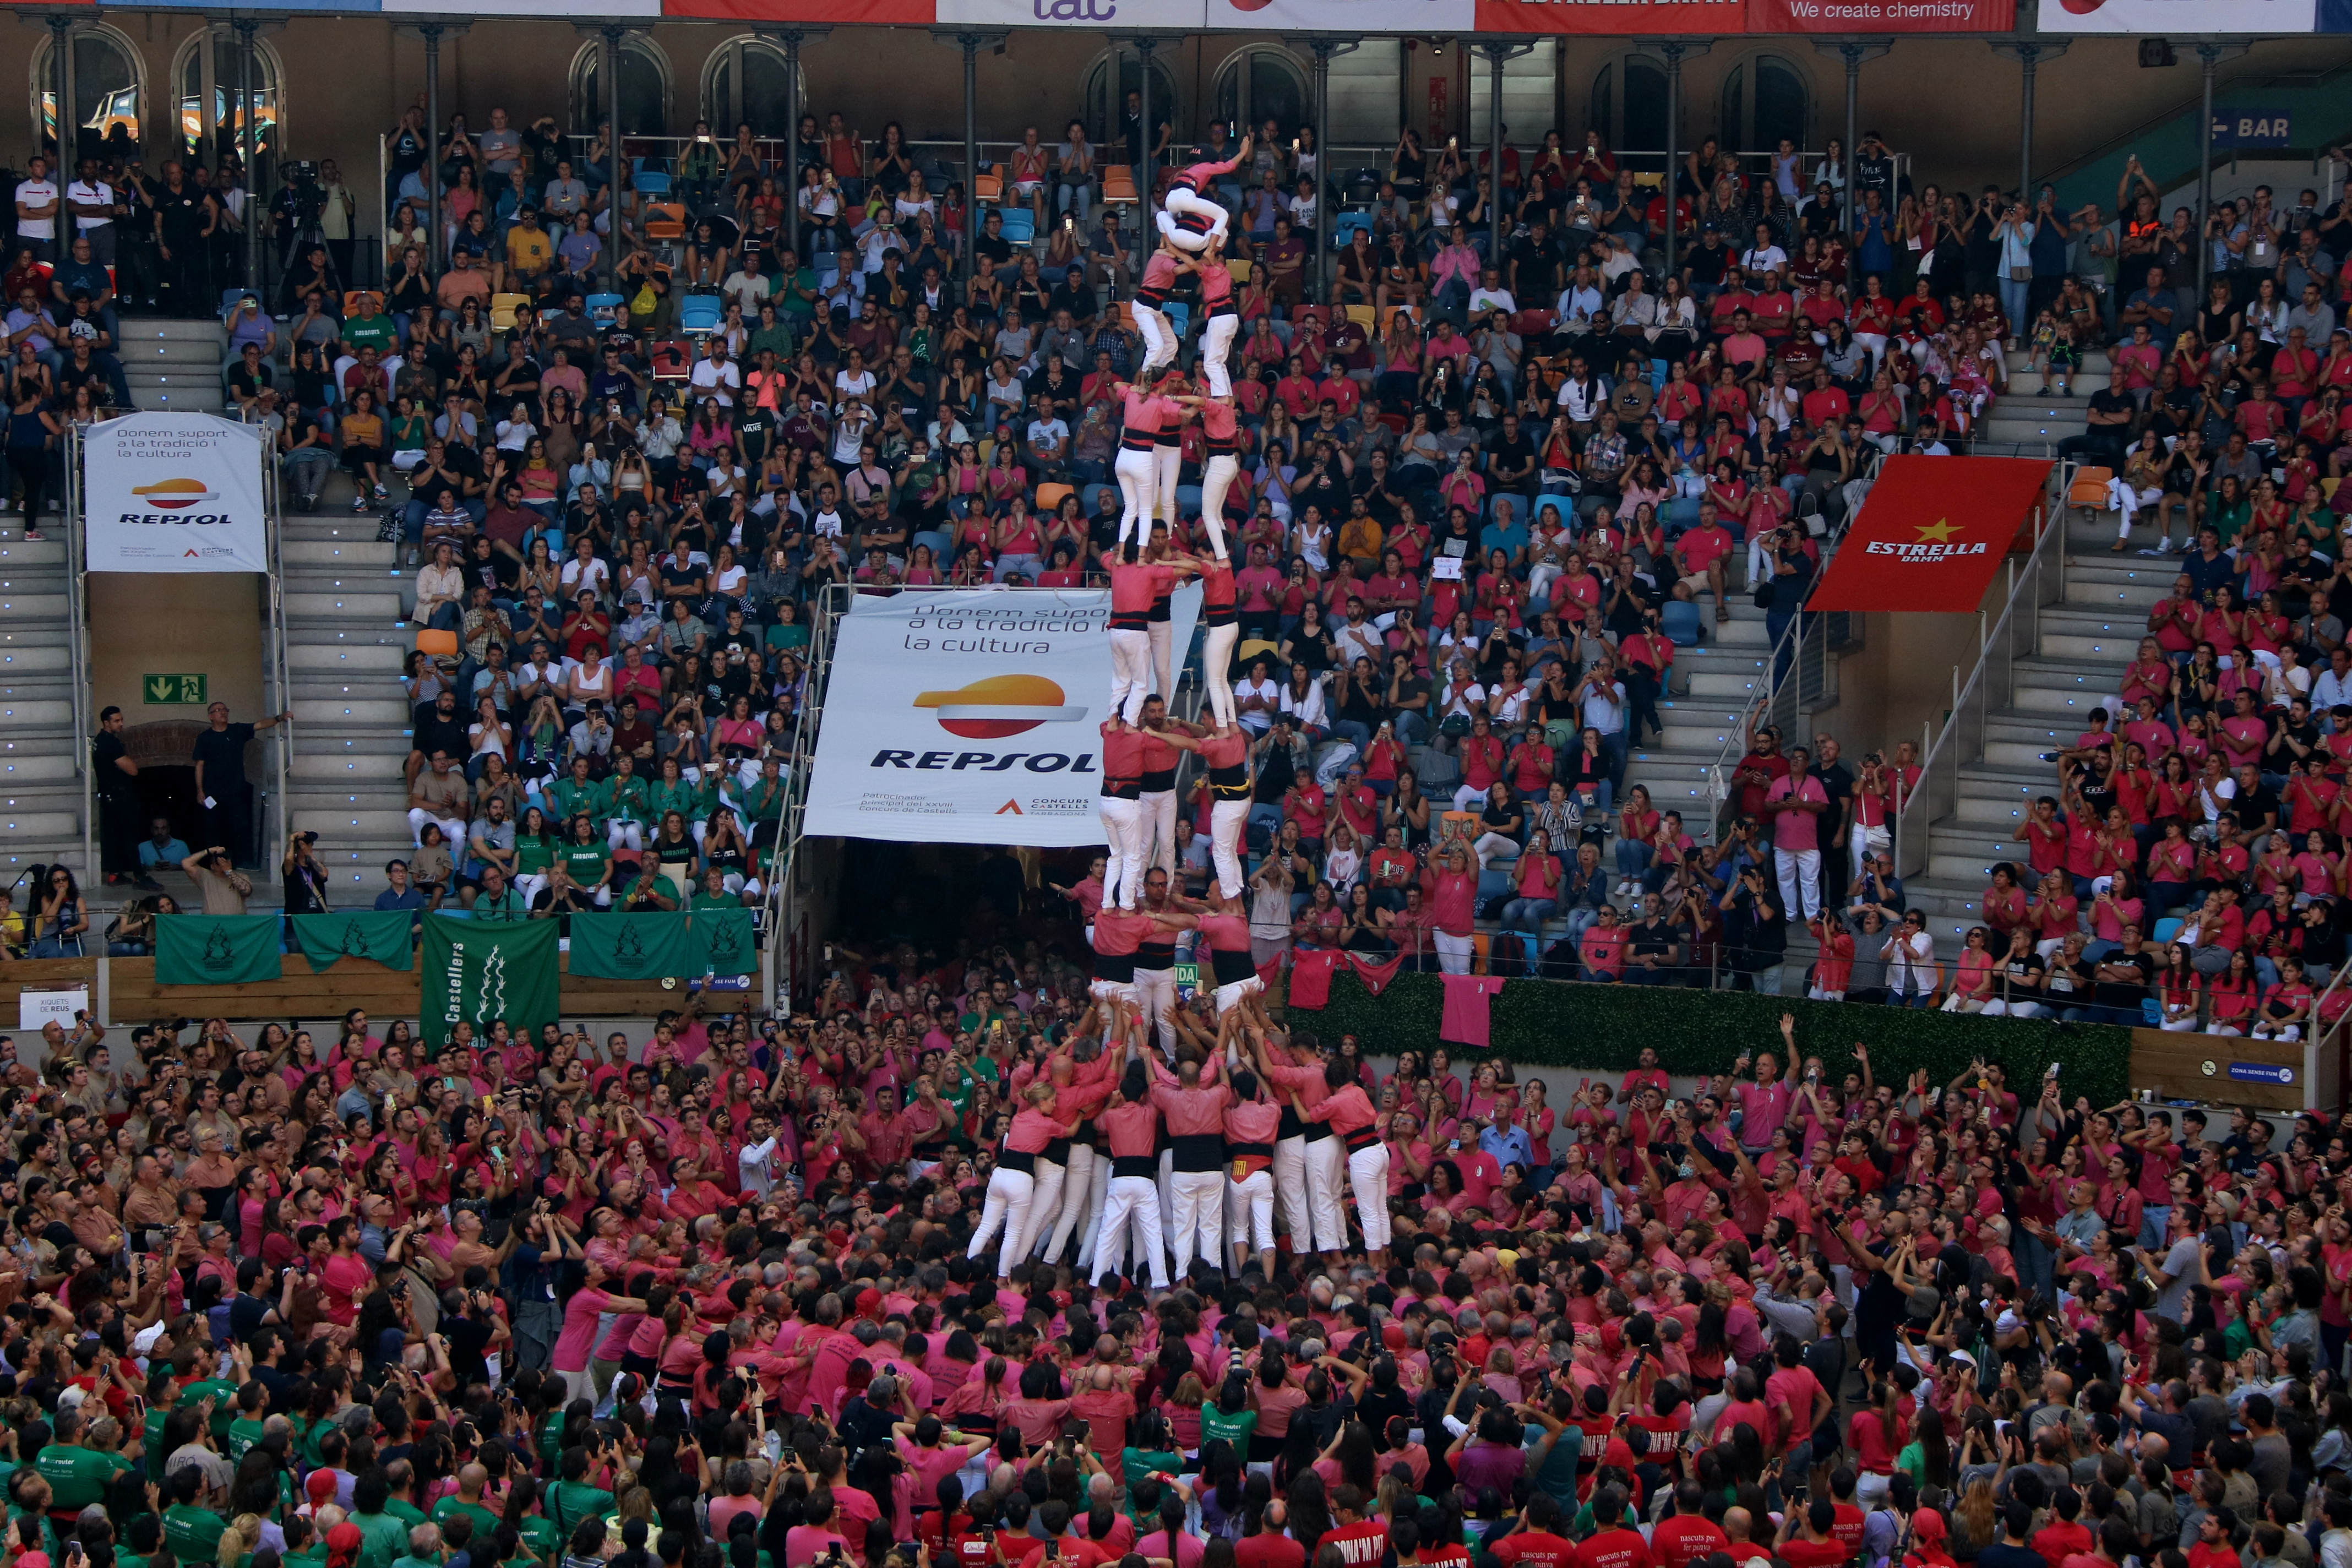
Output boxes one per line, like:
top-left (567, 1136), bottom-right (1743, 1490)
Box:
top-left (872, 749), bottom-right (1099, 772)
top-left (116, 513), bottom-right (243, 525)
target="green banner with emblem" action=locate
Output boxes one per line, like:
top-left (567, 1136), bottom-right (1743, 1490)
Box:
top-left (567, 912), bottom-right (692, 979)
top-left (420, 914), bottom-right (559, 1049)
top-left (154, 914), bottom-right (282, 986)
top-left (290, 910), bottom-right (416, 972)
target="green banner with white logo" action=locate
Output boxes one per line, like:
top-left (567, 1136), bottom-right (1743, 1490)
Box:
top-left (567, 912), bottom-right (691, 980)
top-left (290, 911), bottom-right (416, 972)
top-left (420, 914), bottom-right (559, 1050)
top-left (690, 906), bottom-right (756, 977)
top-left (154, 914), bottom-right (282, 986)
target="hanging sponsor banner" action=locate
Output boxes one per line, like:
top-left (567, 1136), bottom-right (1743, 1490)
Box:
top-left (945, 0), bottom-right (1206, 23)
top-left (407, 0), bottom-right (655, 12)
top-left (663, 0), bottom-right (935, 18)
top-left (1806, 456), bottom-right (2052, 614)
top-left (83, 412), bottom-right (268, 574)
top-left (803, 586), bottom-right (1202, 847)
top-left (1210, 0), bottom-right (1474, 28)
top-left (2041, 0), bottom-right (2312, 31)
top-left (1475, 0), bottom-right (1745, 32)
top-left (1745, 0), bottom-right (2013, 29)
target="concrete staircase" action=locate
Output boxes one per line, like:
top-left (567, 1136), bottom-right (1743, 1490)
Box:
top-left (1632, 591), bottom-right (1822, 831)
top-left (1898, 520), bottom-right (2173, 944)
top-left (0, 521), bottom-right (84, 889)
top-left (1975, 347), bottom-right (2101, 456)
top-left (118, 318), bottom-right (228, 417)
top-left (279, 481), bottom-right (413, 906)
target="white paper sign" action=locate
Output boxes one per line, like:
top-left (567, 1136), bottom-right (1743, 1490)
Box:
top-left (803, 586), bottom-right (1201, 847)
top-left (19, 986), bottom-right (88, 1032)
top-left (82, 412), bottom-right (269, 574)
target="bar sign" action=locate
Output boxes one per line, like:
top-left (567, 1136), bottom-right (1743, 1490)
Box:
top-left (144, 673), bottom-right (208, 705)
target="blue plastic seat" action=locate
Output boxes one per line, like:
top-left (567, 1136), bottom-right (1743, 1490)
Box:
top-left (634, 171), bottom-right (671, 197)
top-left (998, 209), bottom-right (1036, 245)
top-left (219, 286), bottom-right (248, 317)
top-left (678, 295), bottom-right (723, 335)
top-left (584, 292), bottom-right (625, 325)
top-left (1331, 211), bottom-right (1373, 248)
top-left (1162, 301), bottom-right (1190, 341)
top-left (2151, 915), bottom-right (2184, 945)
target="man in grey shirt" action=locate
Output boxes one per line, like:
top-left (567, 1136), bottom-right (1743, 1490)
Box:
top-left (542, 160), bottom-right (589, 219)
top-left (468, 795), bottom-right (518, 888)
top-left (2144, 1215), bottom-right (2204, 1320)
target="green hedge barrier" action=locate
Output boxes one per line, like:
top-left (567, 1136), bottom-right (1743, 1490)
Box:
top-left (1287, 971), bottom-right (2135, 1109)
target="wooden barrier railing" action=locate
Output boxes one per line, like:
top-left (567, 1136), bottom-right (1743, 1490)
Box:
top-left (4, 955), bottom-right (699, 1030)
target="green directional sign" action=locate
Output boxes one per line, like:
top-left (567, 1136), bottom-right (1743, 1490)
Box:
top-left (143, 673), bottom-right (207, 705)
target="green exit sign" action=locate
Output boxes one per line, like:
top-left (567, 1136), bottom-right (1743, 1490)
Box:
top-left (143, 674), bottom-right (207, 705)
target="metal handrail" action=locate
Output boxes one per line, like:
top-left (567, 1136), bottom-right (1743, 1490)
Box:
top-left (66, 426), bottom-right (90, 886)
top-left (1888, 460), bottom-right (2073, 882)
top-left (758, 577), bottom-right (849, 1015)
top-left (1703, 453), bottom-right (1879, 838)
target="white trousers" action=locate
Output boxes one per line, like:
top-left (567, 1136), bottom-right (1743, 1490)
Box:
top-left (606, 819), bottom-right (644, 854)
top-left (1215, 973), bottom-right (1264, 1015)
top-left (1012, 1155), bottom-right (1066, 1262)
top-left (1775, 845), bottom-right (1822, 921)
top-left (1169, 1167), bottom-right (1226, 1276)
top-left (1153, 444), bottom-right (1181, 531)
top-left (1158, 188), bottom-right (1229, 252)
top-left (1348, 1141), bottom-right (1393, 1251)
top-left (1142, 787), bottom-right (1178, 879)
top-left (1099, 793), bottom-right (1146, 909)
top-left (1201, 312), bottom-right (1239, 399)
top-left (1272, 1134), bottom-right (1313, 1251)
top-left (1041, 1142), bottom-right (1101, 1264)
top-left (1227, 1167), bottom-right (1276, 1259)
top-left (1114, 447), bottom-right (1157, 548)
top-left (1200, 455), bottom-right (1238, 559)
top-left (1092, 1173), bottom-right (1170, 1288)
top-left (1434, 930), bottom-right (1474, 974)
top-left (1135, 963), bottom-right (1178, 1055)
top-left (1304, 1131), bottom-right (1348, 1253)
top-left (1072, 1143), bottom-right (1114, 1268)
top-left (1135, 302), bottom-right (1177, 371)
top-left (1211, 796), bottom-right (1250, 898)
top-left (1204, 621), bottom-right (1239, 727)
top-left (1109, 626), bottom-right (1153, 724)
top-left (968, 1165), bottom-right (1036, 1278)
top-left (1149, 618), bottom-right (1174, 710)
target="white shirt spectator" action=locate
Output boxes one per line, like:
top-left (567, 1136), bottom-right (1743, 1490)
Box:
top-left (1279, 676), bottom-right (1326, 730)
top-left (561, 556), bottom-right (610, 602)
top-left (721, 268), bottom-right (771, 315)
top-left (1743, 243), bottom-right (1788, 274)
top-left (1469, 285), bottom-right (1516, 316)
top-left (689, 356), bottom-right (742, 406)
top-left (14, 175), bottom-right (57, 241)
top-left (64, 177), bottom-right (112, 234)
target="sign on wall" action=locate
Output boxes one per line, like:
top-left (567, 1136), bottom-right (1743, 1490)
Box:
top-left (1806, 455), bottom-right (2054, 614)
top-left (2040, 0), bottom-right (2313, 30)
top-left (2211, 109), bottom-right (2293, 146)
top-left (802, 586), bottom-right (1201, 847)
top-left (81, 413), bottom-right (268, 574)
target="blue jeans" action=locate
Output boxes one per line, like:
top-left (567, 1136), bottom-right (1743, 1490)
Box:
top-left (1614, 841), bottom-right (1652, 879)
top-left (1500, 896), bottom-right (1554, 933)
top-left (1332, 718), bottom-right (1372, 753)
top-left (1561, 905), bottom-right (1601, 943)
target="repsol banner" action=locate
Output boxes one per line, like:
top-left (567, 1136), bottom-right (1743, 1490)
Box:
top-left (83, 412), bottom-right (269, 574)
top-left (802, 586), bottom-right (1201, 847)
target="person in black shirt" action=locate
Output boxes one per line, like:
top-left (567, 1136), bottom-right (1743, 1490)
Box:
top-left (1811, 737), bottom-right (1856, 911)
top-left (93, 705), bottom-right (153, 889)
top-left (150, 161), bottom-right (211, 317)
top-left (282, 830), bottom-right (330, 916)
top-left (1048, 264), bottom-right (1098, 329)
top-left (1487, 412), bottom-right (1537, 496)
top-left (193, 701), bottom-right (287, 868)
top-left (407, 689), bottom-right (470, 791)
top-left (2059, 367), bottom-right (2136, 467)
top-left (1681, 225), bottom-right (1733, 298)
top-left (2089, 930), bottom-right (2157, 1026)
top-left (1624, 891), bottom-right (1684, 986)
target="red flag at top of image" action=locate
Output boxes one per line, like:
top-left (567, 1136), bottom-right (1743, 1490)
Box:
top-left (1805, 456), bottom-right (2052, 615)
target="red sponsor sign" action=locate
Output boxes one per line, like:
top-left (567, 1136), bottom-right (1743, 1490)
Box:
top-left (1805, 456), bottom-right (2051, 614)
top-left (1745, 0), bottom-right (2013, 28)
top-left (1474, 0), bottom-right (1741, 30)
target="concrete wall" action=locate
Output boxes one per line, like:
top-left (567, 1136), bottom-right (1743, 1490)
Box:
top-left (14, 18), bottom-right (2352, 264)
top-left (87, 571), bottom-right (265, 727)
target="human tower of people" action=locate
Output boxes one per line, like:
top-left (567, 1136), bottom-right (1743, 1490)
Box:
top-left (959, 146), bottom-right (1393, 1295)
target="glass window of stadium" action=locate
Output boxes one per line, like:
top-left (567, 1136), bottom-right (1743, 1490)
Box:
top-left (29, 23), bottom-right (146, 165)
top-left (1467, 40), bottom-right (1558, 153)
top-left (1213, 46), bottom-right (1309, 141)
top-left (1084, 47), bottom-right (1182, 154)
top-left (703, 36), bottom-right (806, 135)
top-left (173, 25), bottom-right (284, 174)
top-left (1589, 55), bottom-right (1669, 170)
top-left (571, 37), bottom-right (672, 140)
top-left (1719, 53), bottom-right (1809, 154)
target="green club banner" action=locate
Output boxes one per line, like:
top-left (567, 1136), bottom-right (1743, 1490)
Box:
top-left (290, 911), bottom-right (417, 973)
top-left (568, 912), bottom-right (691, 979)
top-left (155, 914), bottom-right (283, 986)
top-left (692, 907), bottom-right (756, 977)
top-left (420, 914), bottom-right (560, 1049)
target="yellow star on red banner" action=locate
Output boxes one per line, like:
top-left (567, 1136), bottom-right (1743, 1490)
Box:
top-left (1913, 520), bottom-right (1962, 543)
